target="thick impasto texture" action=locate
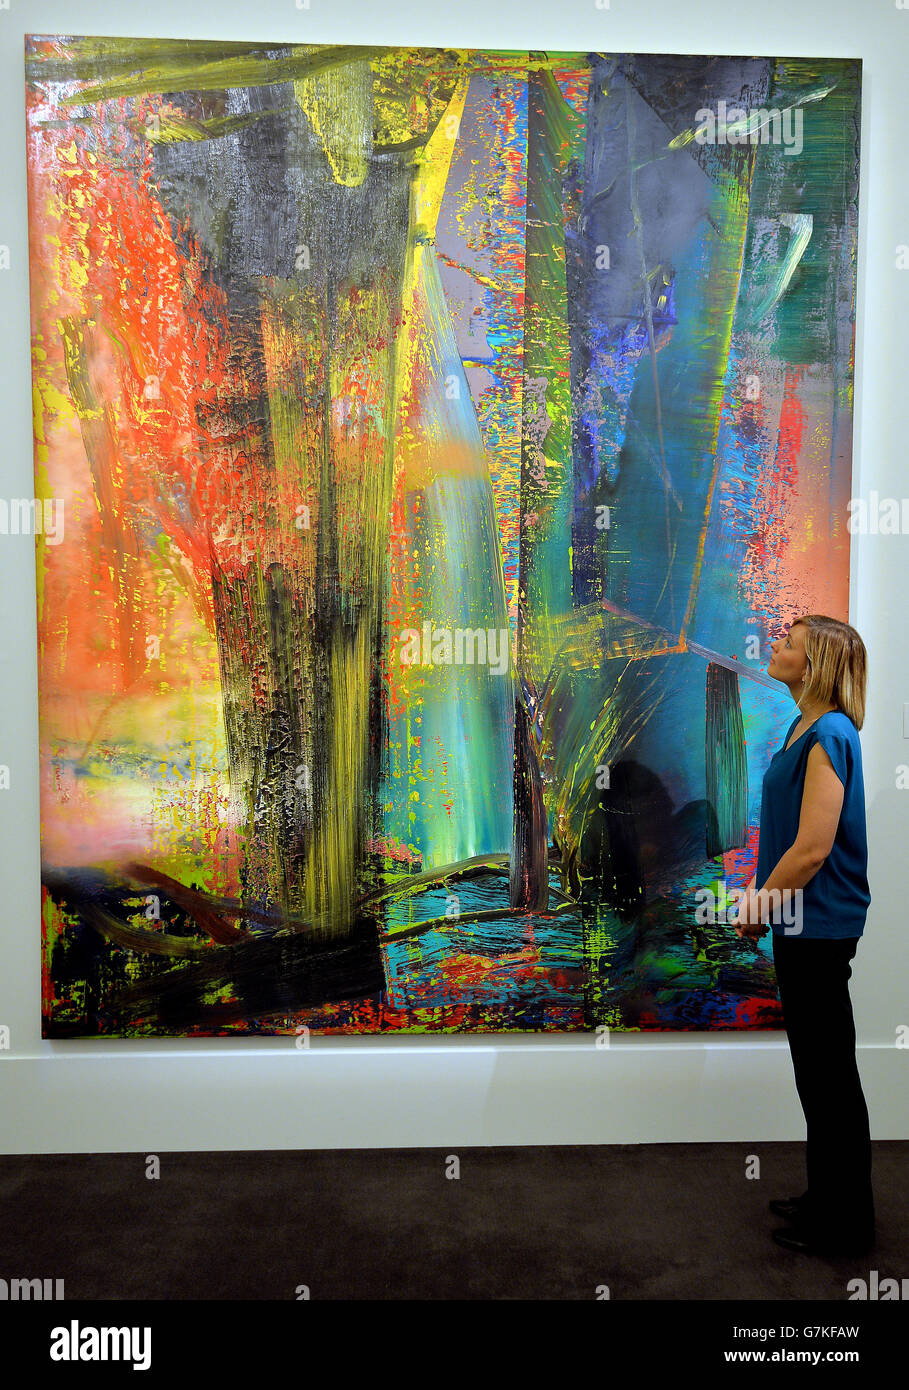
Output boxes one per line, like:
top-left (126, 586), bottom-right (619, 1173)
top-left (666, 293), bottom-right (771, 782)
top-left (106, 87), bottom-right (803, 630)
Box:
top-left (26, 38), bottom-right (861, 1035)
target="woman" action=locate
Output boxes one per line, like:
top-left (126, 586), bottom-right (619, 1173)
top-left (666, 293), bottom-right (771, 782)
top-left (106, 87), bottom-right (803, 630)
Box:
top-left (731, 614), bottom-right (874, 1257)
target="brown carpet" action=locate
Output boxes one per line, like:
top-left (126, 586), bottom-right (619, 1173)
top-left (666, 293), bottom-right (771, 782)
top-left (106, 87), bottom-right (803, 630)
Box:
top-left (0, 1141), bottom-right (904, 1299)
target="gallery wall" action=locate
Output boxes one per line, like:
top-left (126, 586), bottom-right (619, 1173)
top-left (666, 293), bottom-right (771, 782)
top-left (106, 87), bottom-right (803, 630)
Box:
top-left (1, 0), bottom-right (907, 1152)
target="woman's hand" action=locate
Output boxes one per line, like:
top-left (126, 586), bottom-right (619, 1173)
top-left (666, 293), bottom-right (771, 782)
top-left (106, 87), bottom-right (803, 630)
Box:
top-left (731, 888), bottom-right (770, 941)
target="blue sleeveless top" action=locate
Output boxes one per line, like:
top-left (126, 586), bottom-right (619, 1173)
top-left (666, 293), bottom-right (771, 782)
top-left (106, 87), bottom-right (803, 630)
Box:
top-left (755, 710), bottom-right (870, 938)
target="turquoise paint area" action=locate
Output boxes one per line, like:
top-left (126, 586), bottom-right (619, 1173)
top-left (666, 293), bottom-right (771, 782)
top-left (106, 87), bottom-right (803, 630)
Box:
top-left (382, 246), bottom-right (515, 870)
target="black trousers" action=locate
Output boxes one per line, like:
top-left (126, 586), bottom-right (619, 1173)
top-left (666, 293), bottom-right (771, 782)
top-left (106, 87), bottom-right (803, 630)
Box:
top-left (772, 932), bottom-right (874, 1242)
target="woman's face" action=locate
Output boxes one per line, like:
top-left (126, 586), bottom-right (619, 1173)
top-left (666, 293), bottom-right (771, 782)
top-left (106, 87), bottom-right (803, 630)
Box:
top-left (767, 623), bottom-right (808, 686)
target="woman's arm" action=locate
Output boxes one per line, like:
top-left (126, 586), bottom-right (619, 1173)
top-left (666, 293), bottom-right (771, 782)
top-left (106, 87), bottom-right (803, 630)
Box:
top-left (734, 741), bottom-right (844, 932)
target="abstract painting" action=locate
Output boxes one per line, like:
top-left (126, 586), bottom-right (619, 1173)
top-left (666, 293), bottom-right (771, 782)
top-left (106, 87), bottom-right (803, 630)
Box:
top-left (25, 38), bottom-right (861, 1035)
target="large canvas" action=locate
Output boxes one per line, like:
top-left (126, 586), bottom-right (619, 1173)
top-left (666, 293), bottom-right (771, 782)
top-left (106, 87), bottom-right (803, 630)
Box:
top-left (25, 38), bottom-right (861, 1036)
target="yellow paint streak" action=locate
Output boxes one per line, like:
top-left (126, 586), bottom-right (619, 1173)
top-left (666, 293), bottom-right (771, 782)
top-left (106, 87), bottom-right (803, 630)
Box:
top-left (414, 79), bottom-right (468, 241)
top-left (393, 76), bottom-right (470, 426)
top-left (303, 619), bottom-right (371, 933)
top-left (31, 371), bottom-right (77, 624)
top-left (295, 60), bottom-right (374, 187)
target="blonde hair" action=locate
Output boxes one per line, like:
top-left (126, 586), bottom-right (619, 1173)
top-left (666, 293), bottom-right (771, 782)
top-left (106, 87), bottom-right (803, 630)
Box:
top-left (790, 615), bottom-right (866, 730)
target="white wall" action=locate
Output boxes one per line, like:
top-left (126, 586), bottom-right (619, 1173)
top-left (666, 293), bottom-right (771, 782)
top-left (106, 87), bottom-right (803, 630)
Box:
top-left (1, 0), bottom-right (906, 1153)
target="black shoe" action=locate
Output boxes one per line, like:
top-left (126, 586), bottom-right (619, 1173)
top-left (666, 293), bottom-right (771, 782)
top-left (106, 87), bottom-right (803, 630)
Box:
top-left (768, 1192), bottom-right (809, 1220)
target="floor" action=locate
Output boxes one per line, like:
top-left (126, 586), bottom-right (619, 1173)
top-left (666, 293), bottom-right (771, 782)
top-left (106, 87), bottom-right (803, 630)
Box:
top-left (0, 1141), bottom-right (904, 1299)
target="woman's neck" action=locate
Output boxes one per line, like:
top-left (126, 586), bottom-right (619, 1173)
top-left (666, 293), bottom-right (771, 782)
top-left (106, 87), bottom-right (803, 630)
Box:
top-left (794, 697), bottom-right (836, 723)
